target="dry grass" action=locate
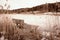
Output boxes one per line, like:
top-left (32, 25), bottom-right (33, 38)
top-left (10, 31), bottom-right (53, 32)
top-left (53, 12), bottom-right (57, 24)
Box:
top-left (0, 15), bottom-right (60, 40)
top-left (0, 15), bottom-right (42, 40)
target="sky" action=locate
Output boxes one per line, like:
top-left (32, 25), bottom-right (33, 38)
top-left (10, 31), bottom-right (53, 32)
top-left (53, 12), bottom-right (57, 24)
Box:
top-left (0, 0), bottom-right (60, 10)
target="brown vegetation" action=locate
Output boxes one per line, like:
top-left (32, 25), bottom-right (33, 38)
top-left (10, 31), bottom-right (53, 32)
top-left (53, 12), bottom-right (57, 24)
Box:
top-left (0, 15), bottom-right (60, 40)
top-left (0, 16), bottom-right (42, 40)
top-left (0, 2), bottom-right (60, 14)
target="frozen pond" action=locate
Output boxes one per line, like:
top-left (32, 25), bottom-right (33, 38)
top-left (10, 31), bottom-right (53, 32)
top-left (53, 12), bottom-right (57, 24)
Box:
top-left (0, 12), bottom-right (60, 31)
